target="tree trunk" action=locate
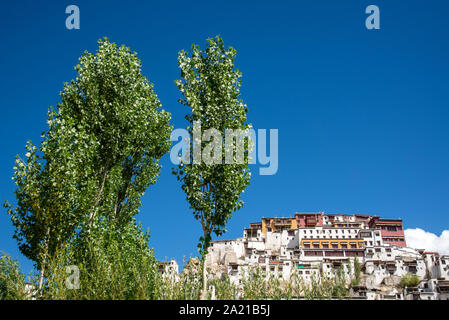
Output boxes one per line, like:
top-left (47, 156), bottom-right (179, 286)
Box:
top-left (38, 267), bottom-right (45, 292)
top-left (87, 169), bottom-right (108, 231)
top-left (201, 257), bottom-right (207, 300)
top-left (199, 213), bottom-right (209, 300)
top-left (38, 227), bottom-right (50, 292)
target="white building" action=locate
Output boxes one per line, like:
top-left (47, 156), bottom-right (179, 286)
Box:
top-left (205, 212), bottom-right (447, 300)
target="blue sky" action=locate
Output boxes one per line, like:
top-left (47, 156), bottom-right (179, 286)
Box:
top-left (1, 0), bottom-right (448, 273)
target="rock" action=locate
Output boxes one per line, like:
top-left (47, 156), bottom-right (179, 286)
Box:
top-left (382, 275), bottom-right (401, 287)
top-left (224, 252), bottom-right (237, 266)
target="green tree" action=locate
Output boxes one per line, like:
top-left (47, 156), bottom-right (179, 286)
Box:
top-left (0, 252), bottom-right (28, 300)
top-left (174, 36), bottom-right (251, 298)
top-left (351, 256), bottom-right (361, 286)
top-left (57, 37), bottom-right (172, 231)
top-left (4, 136), bottom-right (81, 290)
top-left (5, 37), bottom-right (172, 292)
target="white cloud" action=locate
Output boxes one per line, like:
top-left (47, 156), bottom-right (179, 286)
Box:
top-left (405, 228), bottom-right (449, 254)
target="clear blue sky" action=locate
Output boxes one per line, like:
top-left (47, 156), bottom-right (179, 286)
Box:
top-left (1, 0), bottom-right (448, 273)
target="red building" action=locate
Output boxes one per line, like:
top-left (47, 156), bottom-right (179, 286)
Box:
top-left (295, 212), bottom-right (324, 227)
top-left (369, 217), bottom-right (407, 247)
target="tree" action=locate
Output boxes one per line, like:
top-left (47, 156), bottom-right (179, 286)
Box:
top-left (5, 37), bottom-right (172, 292)
top-left (351, 256), bottom-right (361, 286)
top-left (56, 37), bottom-right (172, 231)
top-left (4, 136), bottom-right (81, 291)
top-left (0, 252), bottom-right (27, 300)
top-left (174, 36), bottom-right (251, 298)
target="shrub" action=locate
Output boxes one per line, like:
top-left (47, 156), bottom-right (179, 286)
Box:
top-left (400, 273), bottom-right (420, 288)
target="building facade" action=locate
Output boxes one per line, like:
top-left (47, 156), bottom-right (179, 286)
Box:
top-left (205, 212), bottom-right (449, 300)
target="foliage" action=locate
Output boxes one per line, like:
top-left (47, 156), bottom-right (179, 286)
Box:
top-left (237, 265), bottom-right (348, 300)
top-left (173, 35), bottom-right (251, 297)
top-left (1, 250), bottom-right (355, 300)
top-left (43, 219), bottom-right (160, 300)
top-left (241, 266), bottom-right (283, 299)
top-left (286, 266), bottom-right (348, 299)
top-left (350, 257), bottom-right (361, 286)
top-left (153, 257), bottom-right (202, 300)
top-left (208, 274), bottom-right (239, 300)
top-left (0, 252), bottom-right (28, 300)
top-left (4, 137), bottom-right (80, 283)
top-left (54, 37), bottom-right (172, 230)
top-left (153, 264), bottom-right (350, 300)
top-left (4, 37), bottom-right (172, 291)
top-left (400, 273), bottom-right (420, 288)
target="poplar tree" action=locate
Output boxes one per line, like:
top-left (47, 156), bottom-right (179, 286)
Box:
top-left (5, 134), bottom-right (82, 290)
top-left (55, 38), bottom-right (172, 231)
top-left (5, 38), bottom-right (172, 291)
top-left (174, 36), bottom-right (251, 298)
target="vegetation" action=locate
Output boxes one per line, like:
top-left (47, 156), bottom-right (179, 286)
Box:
top-left (4, 37), bottom-right (171, 297)
top-left (173, 36), bottom-right (252, 298)
top-left (42, 220), bottom-right (161, 300)
top-left (350, 257), bottom-right (361, 286)
top-left (1, 251), bottom-right (353, 300)
top-left (400, 273), bottom-right (420, 288)
top-left (0, 253), bottom-right (29, 300)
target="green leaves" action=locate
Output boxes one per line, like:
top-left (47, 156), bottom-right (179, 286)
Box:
top-left (47, 37), bottom-right (173, 227)
top-left (42, 219), bottom-right (160, 300)
top-left (174, 36), bottom-right (251, 259)
top-left (5, 38), bottom-right (173, 289)
top-left (0, 252), bottom-right (27, 300)
top-left (400, 273), bottom-right (420, 288)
